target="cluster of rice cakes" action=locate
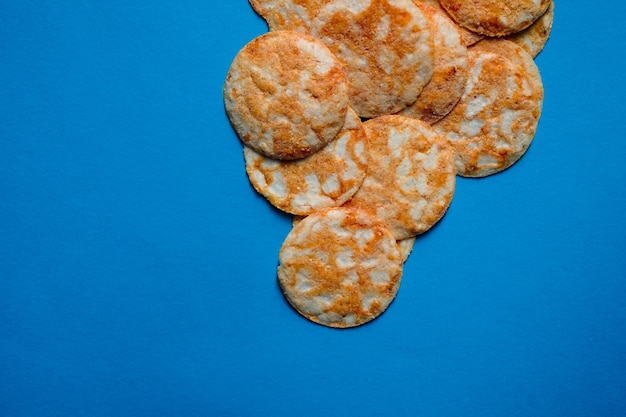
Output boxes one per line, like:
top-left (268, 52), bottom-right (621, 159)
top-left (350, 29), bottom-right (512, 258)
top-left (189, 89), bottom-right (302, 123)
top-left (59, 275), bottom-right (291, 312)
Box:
top-left (224, 0), bottom-right (554, 328)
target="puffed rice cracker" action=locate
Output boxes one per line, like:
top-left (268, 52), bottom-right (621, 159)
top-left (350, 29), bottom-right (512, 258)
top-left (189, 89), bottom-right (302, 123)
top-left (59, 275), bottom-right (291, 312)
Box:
top-left (347, 115), bottom-right (456, 240)
top-left (400, 2), bottom-right (469, 124)
top-left (278, 207), bottom-right (403, 328)
top-left (244, 108), bottom-right (368, 215)
top-left (249, 0), bottom-right (328, 32)
top-left (439, 0), bottom-right (551, 37)
top-left (224, 30), bottom-right (349, 160)
top-left (310, 0), bottom-right (434, 118)
top-left (434, 39), bottom-right (544, 177)
top-left (415, 0), bottom-right (483, 46)
top-left (505, 1), bottom-right (554, 58)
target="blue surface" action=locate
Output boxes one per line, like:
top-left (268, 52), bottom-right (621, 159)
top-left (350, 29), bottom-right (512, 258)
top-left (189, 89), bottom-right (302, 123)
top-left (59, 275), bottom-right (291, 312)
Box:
top-left (1, 2), bottom-right (625, 416)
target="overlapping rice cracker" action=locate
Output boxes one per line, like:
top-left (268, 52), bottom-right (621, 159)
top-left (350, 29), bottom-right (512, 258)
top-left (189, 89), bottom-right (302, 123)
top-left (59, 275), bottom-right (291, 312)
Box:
top-left (224, 30), bottom-right (349, 160)
top-left (416, 0), bottom-right (483, 46)
top-left (434, 39), bottom-right (544, 178)
top-left (439, 0), bottom-right (551, 37)
top-left (399, 2), bottom-right (468, 124)
top-left (244, 108), bottom-right (368, 215)
top-left (505, 1), bottom-right (554, 58)
top-left (249, 0), bottom-right (327, 31)
top-left (397, 237), bottom-right (416, 263)
top-left (292, 215), bottom-right (416, 263)
top-left (310, 0), bottom-right (434, 119)
top-left (347, 115), bottom-right (456, 240)
top-left (278, 207), bottom-right (403, 328)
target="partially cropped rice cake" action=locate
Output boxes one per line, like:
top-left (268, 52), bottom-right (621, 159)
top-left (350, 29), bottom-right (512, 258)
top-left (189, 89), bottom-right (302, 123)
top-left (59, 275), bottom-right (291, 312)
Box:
top-left (439, 0), bottom-right (551, 37)
top-left (249, 0), bottom-right (328, 32)
top-left (399, 2), bottom-right (468, 124)
top-left (398, 237), bottom-right (416, 263)
top-left (310, 0), bottom-right (434, 119)
top-left (278, 207), bottom-right (403, 328)
top-left (244, 108), bottom-right (368, 215)
top-left (505, 1), bottom-right (554, 58)
top-left (471, 38), bottom-right (545, 91)
top-left (415, 0), bottom-right (483, 46)
top-left (434, 39), bottom-right (544, 177)
top-left (224, 30), bottom-right (349, 160)
top-left (347, 115), bottom-right (456, 240)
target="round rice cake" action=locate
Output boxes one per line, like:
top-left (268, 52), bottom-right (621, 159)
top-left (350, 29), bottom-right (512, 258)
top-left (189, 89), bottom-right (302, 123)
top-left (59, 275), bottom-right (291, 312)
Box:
top-left (439, 0), bottom-right (552, 37)
top-left (505, 1), bottom-right (554, 58)
top-left (310, 0), bottom-right (434, 119)
top-left (433, 39), bottom-right (544, 177)
top-left (399, 2), bottom-right (468, 124)
top-left (248, 0), bottom-right (327, 32)
top-left (415, 0), bottom-right (483, 46)
top-left (347, 115), bottom-right (456, 240)
top-left (278, 207), bottom-right (403, 328)
top-left (244, 108), bottom-right (368, 215)
top-left (224, 30), bottom-right (349, 160)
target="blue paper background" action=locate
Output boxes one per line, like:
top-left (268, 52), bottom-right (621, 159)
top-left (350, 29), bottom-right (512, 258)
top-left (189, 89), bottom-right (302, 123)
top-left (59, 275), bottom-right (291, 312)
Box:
top-left (1, 1), bottom-right (625, 416)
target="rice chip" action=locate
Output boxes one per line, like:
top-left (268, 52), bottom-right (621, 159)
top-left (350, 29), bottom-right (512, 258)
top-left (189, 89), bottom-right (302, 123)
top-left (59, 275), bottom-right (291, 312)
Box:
top-left (310, 0), bottom-right (434, 118)
top-left (505, 1), bottom-right (554, 58)
top-left (434, 39), bottom-right (544, 177)
top-left (439, 0), bottom-right (551, 37)
top-left (278, 207), bottom-right (403, 328)
top-left (415, 0), bottom-right (483, 46)
top-left (248, 0), bottom-right (328, 32)
top-left (244, 108), bottom-right (368, 215)
top-left (224, 31), bottom-right (349, 160)
top-left (347, 115), bottom-right (456, 240)
top-left (399, 2), bottom-right (469, 124)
